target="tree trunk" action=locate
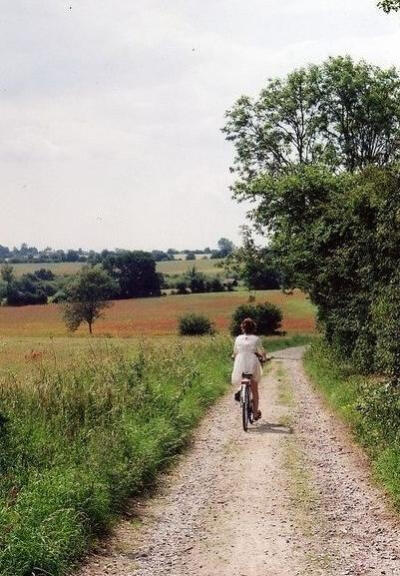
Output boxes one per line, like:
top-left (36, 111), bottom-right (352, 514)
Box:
top-left (88, 321), bottom-right (93, 335)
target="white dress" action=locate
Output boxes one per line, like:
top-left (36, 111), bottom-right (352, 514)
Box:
top-left (231, 334), bottom-right (265, 386)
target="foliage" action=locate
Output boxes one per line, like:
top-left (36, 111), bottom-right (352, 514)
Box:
top-left (151, 250), bottom-right (173, 262)
top-left (178, 313), bottom-right (215, 335)
top-left (101, 250), bottom-right (161, 299)
top-left (185, 266), bottom-right (208, 293)
top-left (242, 163), bottom-right (400, 374)
top-left (0, 263), bottom-right (14, 285)
top-left (230, 302), bottom-right (282, 336)
top-left (176, 281), bottom-right (189, 295)
top-left (378, 0), bottom-right (400, 12)
top-left (63, 266), bottom-right (117, 334)
top-left (217, 237), bottom-right (235, 258)
top-left (225, 226), bottom-right (281, 290)
top-left (1, 265), bottom-right (57, 306)
top-left (7, 280), bottom-right (48, 306)
top-left (305, 340), bottom-right (400, 508)
top-left (225, 55), bottom-right (400, 376)
top-left (372, 276), bottom-right (400, 378)
top-left (0, 337), bottom-right (231, 575)
top-left (223, 56), bottom-right (400, 188)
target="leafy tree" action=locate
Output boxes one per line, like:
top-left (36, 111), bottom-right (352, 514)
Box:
top-left (1, 264), bottom-right (58, 305)
top-left (208, 277), bottom-right (225, 292)
top-left (33, 268), bottom-right (55, 281)
top-left (223, 56), bottom-right (400, 194)
top-left (65, 249), bottom-right (80, 262)
top-left (7, 275), bottom-right (48, 306)
top-left (378, 0), bottom-right (400, 11)
top-left (225, 227), bottom-right (281, 290)
top-left (63, 266), bottom-right (117, 334)
top-left (101, 251), bottom-right (161, 298)
top-left (185, 251), bottom-right (196, 261)
top-left (244, 163), bottom-right (400, 373)
top-left (185, 266), bottom-right (207, 293)
top-left (0, 245), bottom-right (10, 260)
top-left (1, 263), bottom-right (14, 286)
top-left (217, 238), bottom-right (235, 258)
top-left (151, 250), bottom-right (172, 262)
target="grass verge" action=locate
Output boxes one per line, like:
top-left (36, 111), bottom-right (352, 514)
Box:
top-left (0, 337), bottom-right (231, 576)
top-left (262, 333), bottom-right (315, 353)
top-left (304, 339), bottom-right (400, 510)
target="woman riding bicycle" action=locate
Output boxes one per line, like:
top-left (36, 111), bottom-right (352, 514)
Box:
top-left (232, 317), bottom-right (266, 421)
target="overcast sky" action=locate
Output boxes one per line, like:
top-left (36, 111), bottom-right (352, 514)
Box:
top-left (1, 1), bottom-right (400, 251)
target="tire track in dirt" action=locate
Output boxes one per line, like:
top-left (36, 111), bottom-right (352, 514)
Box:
top-left (77, 347), bottom-right (400, 576)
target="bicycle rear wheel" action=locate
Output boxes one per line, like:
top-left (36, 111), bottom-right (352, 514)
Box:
top-left (242, 387), bottom-right (249, 432)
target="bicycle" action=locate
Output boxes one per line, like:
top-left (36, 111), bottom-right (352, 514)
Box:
top-left (235, 372), bottom-right (253, 432)
top-left (234, 355), bottom-right (269, 432)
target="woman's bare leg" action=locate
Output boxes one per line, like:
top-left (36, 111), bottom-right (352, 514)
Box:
top-left (251, 379), bottom-right (259, 416)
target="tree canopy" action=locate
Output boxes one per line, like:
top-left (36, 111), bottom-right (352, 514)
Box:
top-left (225, 57), bottom-right (400, 377)
top-left (223, 56), bottom-right (400, 194)
top-left (224, 227), bottom-right (281, 290)
top-left (378, 0), bottom-right (400, 12)
top-left (63, 266), bottom-right (117, 334)
top-left (101, 251), bottom-right (161, 298)
top-left (217, 237), bottom-right (235, 257)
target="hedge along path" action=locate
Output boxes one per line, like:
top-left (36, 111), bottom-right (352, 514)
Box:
top-left (77, 347), bottom-right (400, 576)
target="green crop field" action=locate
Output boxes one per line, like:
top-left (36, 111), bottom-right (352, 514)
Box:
top-left (10, 261), bottom-right (84, 277)
top-left (156, 258), bottom-right (223, 275)
top-left (9, 258), bottom-right (223, 278)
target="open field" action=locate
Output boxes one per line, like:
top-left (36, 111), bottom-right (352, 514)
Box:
top-left (0, 290), bottom-right (316, 338)
top-left (156, 258), bottom-right (223, 275)
top-left (9, 258), bottom-right (223, 278)
top-left (10, 261), bottom-right (84, 276)
top-left (0, 334), bottom-right (314, 376)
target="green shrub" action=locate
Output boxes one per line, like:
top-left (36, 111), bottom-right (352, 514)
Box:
top-left (372, 279), bottom-right (400, 379)
top-left (304, 339), bottom-right (400, 509)
top-left (230, 302), bottom-right (282, 336)
top-left (178, 313), bottom-right (215, 335)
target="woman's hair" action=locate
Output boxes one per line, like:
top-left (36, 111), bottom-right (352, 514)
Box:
top-left (241, 317), bottom-right (257, 334)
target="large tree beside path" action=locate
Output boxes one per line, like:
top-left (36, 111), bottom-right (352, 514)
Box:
top-left (223, 56), bottom-right (400, 190)
top-left (224, 56), bottom-right (400, 376)
top-left (378, 0), bottom-right (400, 12)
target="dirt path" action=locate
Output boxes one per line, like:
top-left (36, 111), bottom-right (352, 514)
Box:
top-left (77, 347), bottom-right (400, 576)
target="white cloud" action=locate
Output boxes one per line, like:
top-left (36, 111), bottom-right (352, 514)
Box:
top-left (0, 0), bottom-right (399, 250)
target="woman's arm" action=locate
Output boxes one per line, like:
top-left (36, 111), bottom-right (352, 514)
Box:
top-left (232, 337), bottom-right (239, 358)
top-left (256, 337), bottom-right (267, 361)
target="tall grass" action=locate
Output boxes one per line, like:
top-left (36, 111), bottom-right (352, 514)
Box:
top-left (304, 339), bottom-right (400, 510)
top-left (0, 337), bottom-right (231, 576)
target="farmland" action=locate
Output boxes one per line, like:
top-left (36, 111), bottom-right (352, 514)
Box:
top-left (0, 290), bottom-right (315, 338)
top-left (0, 286), bottom-right (315, 574)
top-left (10, 258), bottom-right (223, 278)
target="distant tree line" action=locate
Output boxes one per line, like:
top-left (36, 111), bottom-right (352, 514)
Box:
top-left (0, 238), bottom-right (235, 265)
top-left (0, 251), bottom-right (161, 307)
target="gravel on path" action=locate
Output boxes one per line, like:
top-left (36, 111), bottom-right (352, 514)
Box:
top-left (77, 346), bottom-right (400, 576)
